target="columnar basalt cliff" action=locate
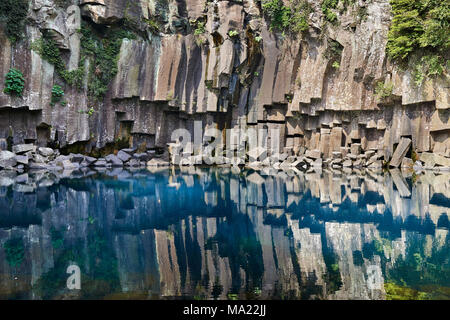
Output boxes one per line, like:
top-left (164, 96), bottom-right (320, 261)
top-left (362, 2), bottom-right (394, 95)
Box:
top-left (0, 0), bottom-right (449, 170)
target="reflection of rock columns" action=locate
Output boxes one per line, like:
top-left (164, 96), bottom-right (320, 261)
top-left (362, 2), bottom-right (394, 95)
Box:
top-left (288, 217), bottom-right (327, 297)
top-left (155, 230), bottom-right (181, 296)
top-left (325, 222), bottom-right (385, 300)
top-left (113, 232), bottom-right (159, 294)
top-left (248, 206), bottom-right (277, 298)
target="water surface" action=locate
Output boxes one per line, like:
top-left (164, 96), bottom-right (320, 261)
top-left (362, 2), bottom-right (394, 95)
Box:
top-left (0, 167), bottom-right (449, 300)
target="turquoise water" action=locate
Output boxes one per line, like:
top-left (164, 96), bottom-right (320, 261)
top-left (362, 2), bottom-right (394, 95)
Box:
top-left (0, 167), bottom-right (449, 299)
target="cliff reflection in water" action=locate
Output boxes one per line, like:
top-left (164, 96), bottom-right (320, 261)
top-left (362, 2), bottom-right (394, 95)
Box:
top-left (0, 167), bottom-right (449, 300)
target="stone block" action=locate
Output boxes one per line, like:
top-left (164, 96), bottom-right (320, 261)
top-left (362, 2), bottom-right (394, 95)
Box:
top-left (390, 138), bottom-right (411, 168)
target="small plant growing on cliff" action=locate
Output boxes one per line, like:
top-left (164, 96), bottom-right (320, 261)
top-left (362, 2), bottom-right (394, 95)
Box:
top-left (0, 0), bottom-right (29, 44)
top-left (80, 22), bottom-right (137, 100)
top-left (386, 0), bottom-right (449, 81)
top-left (228, 30), bottom-right (239, 38)
top-left (262, 0), bottom-right (292, 32)
top-left (412, 55), bottom-right (446, 86)
top-left (87, 107), bottom-right (95, 117)
top-left (290, 0), bottom-right (313, 33)
top-left (375, 81), bottom-right (394, 99)
top-left (262, 0), bottom-right (311, 34)
top-left (144, 18), bottom-right (160, 34)
top-left (194, 21), bottom-right (206, 36)
top-left (3, 68), bottom-right (25, 97)
top-left (255, 35), bottom-right (262, 43)
top-left (321, 0), bottom-right (339, 23)
top-left (51, 85), bottom-right (65, 106)
top-left (166, 91), bottom-right (174, 100)
top-left (78, 107), bottom-right (95, 117)
top-left (324, 39), bottom-right (343, 69)
top-left (31, 33), bottom-right (84, 89)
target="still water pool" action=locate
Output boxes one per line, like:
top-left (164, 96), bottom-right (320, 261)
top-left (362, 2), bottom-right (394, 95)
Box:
top-left (0, 167), bottom-right (449, 299)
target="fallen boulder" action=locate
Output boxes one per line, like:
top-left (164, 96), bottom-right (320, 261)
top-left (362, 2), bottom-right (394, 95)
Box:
top-left (0, 151), bottom-right (17, 168)
top-left (390, 138), bottom-right (411, 168)
top-left (12, 144), bottom-right (36, 154)
top-left (105, 154), bottom-right (123, 167)
top-left (147, 158), bottom-right (170, 167)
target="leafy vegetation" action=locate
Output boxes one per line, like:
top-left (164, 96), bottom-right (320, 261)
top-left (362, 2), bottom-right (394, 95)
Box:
top-left (3, 68), bottom-right (25, 97)
top-left (321, 0), bottom-right (339, 23)
top-left (323, 252), bottom-right (343, 294)
top-left (80, 23), bottom-right (136, 100)
top-left (323, 39), bottom-right (343, 69)
top-left (262, 0), bottom-right (292, 32)
top-left (385, 233), bottom-right (450, 299)
top-left (3, 238), bottom-right (25, 268)
top-left (31, 33), bottom-right (84, 89)
top-left (143, 17), bottom-right (160, 34)
top-left (228, 30), bottom-right (239, 37)
top-left (0, 0), bottom-right (29, 44)
top-left (79, 107), bottom-right (96, 117)
top-left (32, 22), bottom-right (136, 100)
top-left (87, 107), bottom-right (95, 117)
top-left (375, 81), bottom-right (394, 99)
top-left (193, 21), bottom-right (206, 36)
top-left (384, 282), bottom-right (429, 300)
top-left (290, 0), bottom-right (314, 33)
top-left (386, 0), bottom-right (449, 82)
top-left (262, 0), bottom-right (312, 34)
top-left (51, 85), bottom-right (65, 106)
top-left (34, 227), bottom-right (121, 299)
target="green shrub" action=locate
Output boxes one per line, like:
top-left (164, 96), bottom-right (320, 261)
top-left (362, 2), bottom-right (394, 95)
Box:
top-left (80, 107), bottom-right (95, 117)
top-left (194, 21), bottom-right (205, 36)
top-left (31, 33), bottom-right (84, 89)
top-left (32, 22), bottom-right (136, 100)
top-left (324, 39), bottom-right (343, 59)
top-left (0, 0), bottom-right (29, 44)
top-left (51, 85), bottom-right (65, 106)
top-left (87, 107), bottom-right (95, 117)
top-left (321, 0), bottom-right (339, 23)
top-left (228, 30), bottom-right (239, 37)
top-left (386, 0), bottom-right (449, 78)
top-left (144, 17), bottom-right (160, 34)
top-left (80, 23), bottom-right (136, 100)
top-left (262, 0), bottom-right (292, 32)
top-left (375, 81), bottom-right (394, 99)
top-left (412, 55), bottom-right (446, 86)
top-left (290, 0), bottom-right (313, 33)
top-left (323, 39), bottom-right (343, 68)
top-left (262, 0), bottom-right (312, 34)
top-left (3, 68), bottom-right (25, 96)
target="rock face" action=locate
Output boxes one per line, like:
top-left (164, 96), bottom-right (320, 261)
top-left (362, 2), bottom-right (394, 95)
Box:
top-left (0, 0), bottom-right (448, 167)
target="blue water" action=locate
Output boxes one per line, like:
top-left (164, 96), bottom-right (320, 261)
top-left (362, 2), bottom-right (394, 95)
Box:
top-left (0, 167), bottom-right (449, 299)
